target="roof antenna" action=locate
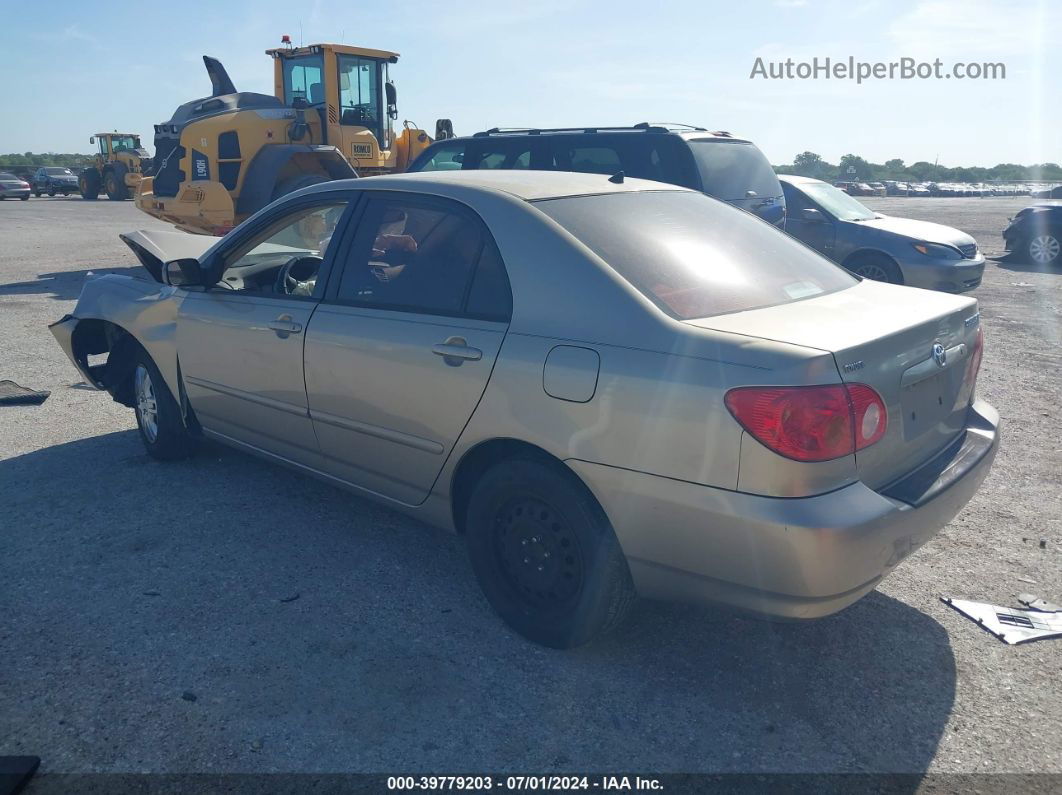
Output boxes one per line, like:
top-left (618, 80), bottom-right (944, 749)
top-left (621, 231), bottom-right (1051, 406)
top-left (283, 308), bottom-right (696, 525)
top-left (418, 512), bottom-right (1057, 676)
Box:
top-left (608, 170), bottom-right (625, 184)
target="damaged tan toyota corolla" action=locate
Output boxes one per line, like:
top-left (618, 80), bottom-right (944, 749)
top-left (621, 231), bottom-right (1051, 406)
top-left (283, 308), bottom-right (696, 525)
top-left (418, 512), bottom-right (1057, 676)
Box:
top-left (50, 171), bottom-right (999, 648)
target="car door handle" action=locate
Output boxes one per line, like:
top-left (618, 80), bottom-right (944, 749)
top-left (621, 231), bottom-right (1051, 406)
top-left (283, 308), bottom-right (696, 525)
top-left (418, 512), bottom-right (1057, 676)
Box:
top-left (268, 315), bottom-right (303, 335)
top-left (432, 337), bottom-right (482, 364)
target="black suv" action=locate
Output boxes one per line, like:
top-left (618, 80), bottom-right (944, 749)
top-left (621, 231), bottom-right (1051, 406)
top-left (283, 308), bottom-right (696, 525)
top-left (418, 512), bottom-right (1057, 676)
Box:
top-left (406, 124), bottom-right (785, 227)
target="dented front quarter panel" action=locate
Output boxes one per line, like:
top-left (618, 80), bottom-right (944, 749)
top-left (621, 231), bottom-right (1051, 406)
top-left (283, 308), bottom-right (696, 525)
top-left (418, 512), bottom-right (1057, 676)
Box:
top-left (49, 273), bottom-right (184, 398)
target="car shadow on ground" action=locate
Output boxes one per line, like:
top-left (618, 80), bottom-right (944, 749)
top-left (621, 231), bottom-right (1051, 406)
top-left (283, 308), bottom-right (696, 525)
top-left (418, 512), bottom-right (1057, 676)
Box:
top-left (0, 266), bottom-right (147, 301)
top-left (1, 430), bottom-right (956, 778)
top-left (990, 253), bottom-right (1060, 275)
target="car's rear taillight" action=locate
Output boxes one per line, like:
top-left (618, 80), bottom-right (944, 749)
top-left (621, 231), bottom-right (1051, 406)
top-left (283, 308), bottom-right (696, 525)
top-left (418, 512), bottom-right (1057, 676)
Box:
top-left (724, 383), bottom-right (887, 462)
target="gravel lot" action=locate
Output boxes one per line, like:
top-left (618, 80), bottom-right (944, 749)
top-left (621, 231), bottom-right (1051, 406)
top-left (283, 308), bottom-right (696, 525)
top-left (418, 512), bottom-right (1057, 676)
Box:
top-left (1, 195), bottom-right (1059, 779)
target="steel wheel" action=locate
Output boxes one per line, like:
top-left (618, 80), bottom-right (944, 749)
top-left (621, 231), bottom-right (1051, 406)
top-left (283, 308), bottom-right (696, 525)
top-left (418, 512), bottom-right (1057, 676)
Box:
top-left (1029, 234), bottom-right (1060, 265)
top-left (494, 496), bottom-right (584, 609)
top-left (134, 364), bottom-right (159, 443)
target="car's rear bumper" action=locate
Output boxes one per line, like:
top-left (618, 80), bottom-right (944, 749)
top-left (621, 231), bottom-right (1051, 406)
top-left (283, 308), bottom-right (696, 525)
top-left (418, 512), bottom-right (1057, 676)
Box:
top-left (899, 254), bottom-right (985, 293)
top-left (0, 188), bottom-right (31, 198)
top-left (568, 400), bottom-right (999, 619)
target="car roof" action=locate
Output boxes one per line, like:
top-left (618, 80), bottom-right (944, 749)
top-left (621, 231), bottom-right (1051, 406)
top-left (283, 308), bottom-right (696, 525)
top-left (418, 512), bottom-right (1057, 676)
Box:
top-left (303, 169), bottom-right (693, 201)
top-left (778, 174), bottom-right (825, 186)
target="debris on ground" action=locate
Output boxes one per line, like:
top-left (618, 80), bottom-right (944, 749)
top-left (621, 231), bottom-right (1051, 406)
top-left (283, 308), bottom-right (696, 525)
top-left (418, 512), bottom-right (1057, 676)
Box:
top-left (943, 596), bottom-right (1062, 644)
top-left (0, 380), bottom-right (50, 406)
top-left (181, 691), bottom-right (197, 702)
top-left (279, 593), bottom-right (300, 603)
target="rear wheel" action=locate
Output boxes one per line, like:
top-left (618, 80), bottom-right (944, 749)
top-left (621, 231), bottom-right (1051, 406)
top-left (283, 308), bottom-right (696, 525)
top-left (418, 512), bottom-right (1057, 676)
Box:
top-left (270, 173), bottom-right (329, 202)
top-left (464, 458), bottom-right (636, 648)
top-left (847, 253), bottom-right (903, 284)
top-left (105, 170), bottom-right (129, 201)
top-left (1028, 231), bottom-right (1061, 266)
top-left (131, 349), bottom-right (196, 460)
top-left (34, 190), bottom-right (41, 197)
top-left (47, 187), bottom-right (56, 197)
top-left (79, 169), bottom-right (100, 200)
top-left (20, 195), bottom-right (28, 201)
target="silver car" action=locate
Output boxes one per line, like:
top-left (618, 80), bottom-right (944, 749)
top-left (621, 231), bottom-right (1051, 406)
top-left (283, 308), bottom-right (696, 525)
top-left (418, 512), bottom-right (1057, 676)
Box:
top-left (51, 171), bottom-right (999, 648)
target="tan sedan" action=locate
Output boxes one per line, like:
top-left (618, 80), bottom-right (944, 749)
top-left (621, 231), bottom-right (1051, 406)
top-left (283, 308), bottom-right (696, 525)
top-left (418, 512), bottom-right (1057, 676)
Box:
top-left (52, 170), bottom-right (999, 647)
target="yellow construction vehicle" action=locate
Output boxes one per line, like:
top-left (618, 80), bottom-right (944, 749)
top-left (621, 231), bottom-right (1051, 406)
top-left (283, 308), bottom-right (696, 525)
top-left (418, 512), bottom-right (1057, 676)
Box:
top-left (80, 132), bottom-right (151, 200)
top-left (136, 39), bottom-right (450, 235)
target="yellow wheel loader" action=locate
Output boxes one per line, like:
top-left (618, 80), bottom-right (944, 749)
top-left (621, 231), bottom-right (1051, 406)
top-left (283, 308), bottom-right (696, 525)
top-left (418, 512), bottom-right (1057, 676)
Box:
top-left (136, 40), bottom-right (451, 235)
top-left (80, 133), bottom-right (151, 201)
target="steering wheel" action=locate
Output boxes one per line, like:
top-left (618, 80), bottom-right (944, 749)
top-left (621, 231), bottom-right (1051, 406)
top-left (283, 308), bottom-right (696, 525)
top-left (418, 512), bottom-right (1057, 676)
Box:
top-left (275, 255), bottom-right (323, 296)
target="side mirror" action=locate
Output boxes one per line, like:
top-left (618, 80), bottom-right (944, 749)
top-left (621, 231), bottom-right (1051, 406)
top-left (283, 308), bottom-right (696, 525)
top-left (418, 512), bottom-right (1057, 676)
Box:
top-left (435, 118), bottom-right (454, 141)
top-left (800, 208), bottom-right (827, 223)
top-left (385, 81), bottom-right (398, 120)
top-left (89, 136), bottom-right (95, 145)
top-left (163, 258), bottom-right (207, 287)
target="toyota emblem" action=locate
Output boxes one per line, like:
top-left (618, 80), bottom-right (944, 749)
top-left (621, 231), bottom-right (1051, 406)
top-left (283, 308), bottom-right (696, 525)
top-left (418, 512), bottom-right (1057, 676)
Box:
top-left (932, 343), bottom-right (947, 368)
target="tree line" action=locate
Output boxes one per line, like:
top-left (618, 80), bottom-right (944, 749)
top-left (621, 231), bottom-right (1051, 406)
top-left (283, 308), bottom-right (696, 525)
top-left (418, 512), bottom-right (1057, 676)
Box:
top-left (776, 152), bottom-right (1062, 183)
top-left (0, 152), bottom-right (95, 170)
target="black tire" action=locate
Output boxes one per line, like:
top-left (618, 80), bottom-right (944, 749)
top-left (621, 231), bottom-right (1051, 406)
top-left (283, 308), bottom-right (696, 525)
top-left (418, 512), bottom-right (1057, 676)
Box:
top-left (847, 252), bottom-right (903, 284)
top-left (47, 187), bottom-right (56, 197)
top-left (130, 348), bottom-right (196, 461)
top-left (34, 191), bottom-right (41, 197)
top-left (1026, 229), bottom-right (1061, 266)
top-left (80, 169), bottom-right (100, 200)
top-left (20, 195), bottom-right (29, 201)
top-left (270, 172), bottom-right (329, 203)
top-left (464, 458), bottom-right (636, 648)
top-left (105, 169), bottom-right (129, 201)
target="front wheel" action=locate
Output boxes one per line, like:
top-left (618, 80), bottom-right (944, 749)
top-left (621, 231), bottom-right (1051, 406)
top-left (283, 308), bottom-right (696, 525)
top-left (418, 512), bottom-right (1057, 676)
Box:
top-left (105, 171), bottom-right (129, 201)
top-left (464, 458), bottom-right (636, 648)
top-left (1028, 232), bottom-right (1061, 266)
top-left (132, 350), bottom-right (196, 460)
top-left (47, 187), bottom-right (56, 197)
top-left (20, 195), bottom-right (28, 201)
top-left (847, 253), bottom-right (903, 284)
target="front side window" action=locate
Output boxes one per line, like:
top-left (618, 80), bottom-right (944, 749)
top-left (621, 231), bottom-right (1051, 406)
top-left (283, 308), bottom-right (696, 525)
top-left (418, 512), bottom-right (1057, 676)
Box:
top-left (217, 202), bottom-right (347, 297)
top-left (282, 54), bottom-right (325, 105)
top-left (688, 139), bottom-right (781, 201)
top-left (466, 139), bottom-right (536, 170)
top-left (335, 197), bottom-right (507, 318)
top-left (536, 190), bottom-right (856, 320)
top-left (337, 55), bottom-right (381, 140)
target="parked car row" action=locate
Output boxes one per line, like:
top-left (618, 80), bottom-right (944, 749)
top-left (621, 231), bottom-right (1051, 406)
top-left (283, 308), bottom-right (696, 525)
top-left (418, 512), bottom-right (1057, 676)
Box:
top-left (0, 168), bottom-right (84, 198)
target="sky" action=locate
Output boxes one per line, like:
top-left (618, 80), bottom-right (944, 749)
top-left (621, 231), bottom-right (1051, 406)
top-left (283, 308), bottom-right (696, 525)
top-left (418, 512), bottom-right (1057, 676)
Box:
top-left (3, 0), bottom-right (1058, 167)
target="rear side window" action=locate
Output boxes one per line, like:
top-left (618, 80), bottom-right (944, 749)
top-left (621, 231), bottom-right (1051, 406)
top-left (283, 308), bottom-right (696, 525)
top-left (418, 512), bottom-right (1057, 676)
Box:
top-left (549, 134), bottom-right (695, 187)
top-left (688, 139), bottom-right (781, 201)
top-left (335, 196), bottom-right (511, 321)
top-left (536, 191), bottom-right (856, 320)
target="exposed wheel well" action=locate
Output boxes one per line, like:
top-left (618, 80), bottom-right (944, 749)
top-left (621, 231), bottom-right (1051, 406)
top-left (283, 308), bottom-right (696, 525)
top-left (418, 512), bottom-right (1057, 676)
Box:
top-left (449, 439), bottom-right (574, 534)
top-left (70, 319), bottom-right (140, 406)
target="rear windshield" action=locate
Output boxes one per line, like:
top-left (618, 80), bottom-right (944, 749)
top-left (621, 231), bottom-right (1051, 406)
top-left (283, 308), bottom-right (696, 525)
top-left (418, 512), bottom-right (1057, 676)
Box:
top-left (535, 190), bottom-right (856, 320)
top-left (0, 173), bottom-right (17, 180)
top-left (45, 167), bottom-right (72, 175)
top-left (688, 139), bottom-right (781, 201)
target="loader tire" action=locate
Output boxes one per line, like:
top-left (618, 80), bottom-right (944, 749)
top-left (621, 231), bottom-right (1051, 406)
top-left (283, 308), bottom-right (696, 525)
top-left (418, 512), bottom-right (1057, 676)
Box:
top-left (105, 170), bottom-right (130, 201)
top-left (80, 169), bottom-right (100, 200)
top-left (270, 173), bottom-right (329, 203)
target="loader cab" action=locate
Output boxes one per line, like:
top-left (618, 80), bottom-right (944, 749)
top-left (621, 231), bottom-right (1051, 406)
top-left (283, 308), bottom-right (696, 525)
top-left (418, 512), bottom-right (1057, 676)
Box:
top-left (269, 43), bottom-right (398, 171)
top-left (92, 134), bottom-right (143, 160)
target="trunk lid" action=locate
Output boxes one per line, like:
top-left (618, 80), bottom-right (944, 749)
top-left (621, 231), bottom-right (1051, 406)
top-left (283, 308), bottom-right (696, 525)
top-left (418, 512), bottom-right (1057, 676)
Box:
top-left (688, 280), bottom-right (981, 489)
